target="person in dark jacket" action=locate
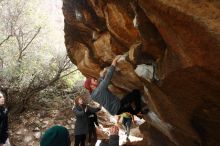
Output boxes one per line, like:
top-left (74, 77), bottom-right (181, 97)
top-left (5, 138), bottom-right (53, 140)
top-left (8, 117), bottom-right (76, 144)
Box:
top-left (84, 55), bottom-right (142, 116)
top-left (73, 96), bottom-right (100, 146)
top-left (87, 108), bottom-right (100, 146)
top-left (99, 125), bottom-right (119, 146)
top-left (0, 92), bottom-right (8, 146)
top-left (40, 125), bottom-right (71, 146)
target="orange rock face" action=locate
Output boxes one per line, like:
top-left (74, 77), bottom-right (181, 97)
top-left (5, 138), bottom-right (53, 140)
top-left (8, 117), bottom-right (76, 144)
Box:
top-left (63, 0), bottom-right (220, 145)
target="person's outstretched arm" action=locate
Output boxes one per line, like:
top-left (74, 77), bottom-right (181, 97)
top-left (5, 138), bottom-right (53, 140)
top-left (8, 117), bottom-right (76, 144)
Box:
top-left (87, 106), bottom-right (101, 113)
top-left (73, 106), bottom-right (86, 117)
top-left (99, 55), bottom-right (121, 89)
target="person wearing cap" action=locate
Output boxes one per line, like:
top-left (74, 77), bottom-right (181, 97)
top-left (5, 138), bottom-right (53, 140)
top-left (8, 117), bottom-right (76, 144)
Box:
top-left (84, 55), bottom-right (142, 116)
top-left (40, 125), bottom-right (71, 146)
top-left (0, 92), bottom-right (8, 146)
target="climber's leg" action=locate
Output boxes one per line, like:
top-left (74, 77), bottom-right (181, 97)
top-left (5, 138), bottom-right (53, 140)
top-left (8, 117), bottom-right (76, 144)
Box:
top-left (117, 90), bottom-right (142, 115)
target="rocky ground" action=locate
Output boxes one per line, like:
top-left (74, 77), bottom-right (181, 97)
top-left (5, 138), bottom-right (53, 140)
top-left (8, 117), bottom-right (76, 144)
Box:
top-left (8, 96), bottom-right (144, 146)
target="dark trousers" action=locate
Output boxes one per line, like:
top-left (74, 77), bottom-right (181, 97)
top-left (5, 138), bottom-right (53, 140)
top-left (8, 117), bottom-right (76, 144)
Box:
top-left (122, 117), bottom-right (132, 136)
top-left (117, 89), bottom-right (142, 115)
top-left (88, 126), bottom-right (97, 143)
top-left (74, 134), bottom-right (86, 146)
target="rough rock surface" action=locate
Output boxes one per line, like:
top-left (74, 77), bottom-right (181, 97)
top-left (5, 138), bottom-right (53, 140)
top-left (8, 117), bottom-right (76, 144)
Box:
top-left (63, 0), bottom-right (220, 146)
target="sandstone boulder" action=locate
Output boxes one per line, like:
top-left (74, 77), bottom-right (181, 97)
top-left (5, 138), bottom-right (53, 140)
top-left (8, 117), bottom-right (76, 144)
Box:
top-left (63, 0), bottom-right (220, 145)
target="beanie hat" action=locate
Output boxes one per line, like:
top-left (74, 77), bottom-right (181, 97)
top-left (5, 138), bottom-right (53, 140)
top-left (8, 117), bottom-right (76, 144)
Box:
top-left (84, 78), bottom-right (92, 93)
top-left (40, 125), bottom-right (71, 146)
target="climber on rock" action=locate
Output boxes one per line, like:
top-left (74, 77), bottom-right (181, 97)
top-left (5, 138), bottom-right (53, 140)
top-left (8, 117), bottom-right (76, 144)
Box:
top-left (84, 55), bottom-right (143, 116)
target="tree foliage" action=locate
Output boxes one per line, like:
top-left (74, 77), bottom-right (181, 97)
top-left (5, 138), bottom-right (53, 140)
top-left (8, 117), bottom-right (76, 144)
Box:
top-left (0, 0), bottom-right (83, 112)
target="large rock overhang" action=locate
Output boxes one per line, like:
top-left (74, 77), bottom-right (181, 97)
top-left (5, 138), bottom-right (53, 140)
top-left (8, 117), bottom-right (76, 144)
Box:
top-left (63, 0), bottom-right (220, 145)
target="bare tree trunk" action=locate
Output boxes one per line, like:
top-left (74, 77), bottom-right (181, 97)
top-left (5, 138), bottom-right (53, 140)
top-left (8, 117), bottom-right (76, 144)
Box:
top-left (19, 67), bottom-right (77, 112)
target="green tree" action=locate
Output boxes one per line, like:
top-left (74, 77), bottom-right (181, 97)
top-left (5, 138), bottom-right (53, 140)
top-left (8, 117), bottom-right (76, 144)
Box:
top-left (0, 0), bottom-right (82, 113)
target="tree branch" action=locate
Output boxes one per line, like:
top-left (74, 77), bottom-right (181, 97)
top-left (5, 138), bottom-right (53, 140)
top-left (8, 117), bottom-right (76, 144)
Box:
top-left (60, 69), bottom-right (78, 79)
top-left (0, 35), bottom-right (12, 47)
top-left (17, 27), bottom-right (41, 61)
top-left (0, 58), bottom-right (3, 68)
top-left (22, 27), bottom-right (41, 52)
